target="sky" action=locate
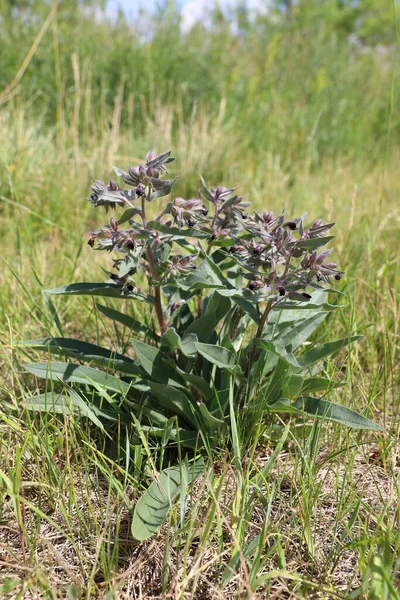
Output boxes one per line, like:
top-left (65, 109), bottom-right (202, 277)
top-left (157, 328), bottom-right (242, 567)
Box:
top-left (107, 0), bottom-right (269, 31)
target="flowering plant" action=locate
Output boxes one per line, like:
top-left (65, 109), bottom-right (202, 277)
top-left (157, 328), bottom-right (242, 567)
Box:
top-left (20, 151), bottom-right (379, 540)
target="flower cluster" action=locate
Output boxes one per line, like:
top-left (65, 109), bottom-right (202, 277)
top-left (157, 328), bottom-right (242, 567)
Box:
top-left (85, 151), bottom-right (342, 308)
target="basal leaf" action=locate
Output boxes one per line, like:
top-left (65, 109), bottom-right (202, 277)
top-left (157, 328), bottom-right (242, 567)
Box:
top-left (131, 457), bottom-right (205, 540)
top-left (96, 304), bottom-right (159, 342)
top-left (298, 336), bottom-right (362, 368)
top-left (270, 396), bottom-right (381, 430)
top-left (46, 283), bottom-right (151, 302)
top-left (23, 362), bottom-right (131, 394)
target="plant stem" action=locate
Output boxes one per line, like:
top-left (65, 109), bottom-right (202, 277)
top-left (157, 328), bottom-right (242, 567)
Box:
top-left (141, 189), bottom-right (167, 335)
top-left (146, 246), bottom-right (167, 334)
top-left (236, 299), bottom-right (274, 408)
top-left (249, 299), bottom-right (274, 364)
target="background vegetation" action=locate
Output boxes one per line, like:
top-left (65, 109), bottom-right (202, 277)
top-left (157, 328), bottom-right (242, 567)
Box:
top-left (0, 1), bottom-right (399, 598)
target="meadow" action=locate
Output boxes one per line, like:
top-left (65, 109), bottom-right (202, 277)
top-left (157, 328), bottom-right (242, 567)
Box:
top-left (0, 2), bottom-right (399, 598)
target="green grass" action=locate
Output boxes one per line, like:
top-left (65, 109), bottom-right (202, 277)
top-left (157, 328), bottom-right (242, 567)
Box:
top-left (1, 4), bottom-right (400, 597)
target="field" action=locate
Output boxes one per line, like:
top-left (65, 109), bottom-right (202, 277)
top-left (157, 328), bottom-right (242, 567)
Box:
top-left (0, 2), bottom-right (399, 598)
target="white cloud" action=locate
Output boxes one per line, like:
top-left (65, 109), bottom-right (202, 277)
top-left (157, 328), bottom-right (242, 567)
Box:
top-left (180, 0), bottom-right (270, 34)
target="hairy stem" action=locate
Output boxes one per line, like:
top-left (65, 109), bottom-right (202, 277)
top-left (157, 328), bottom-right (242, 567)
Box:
top-left (141, 190), bottom-right (167, 335)
top-left (236, 299), bottom-right (274, 408)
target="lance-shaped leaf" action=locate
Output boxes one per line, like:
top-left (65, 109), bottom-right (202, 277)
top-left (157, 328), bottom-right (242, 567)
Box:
top-left (146, 151), bottom-right (174, 169)
top-left (131, 457), bottom-right (205, 541)
top-left (254, 339), bottom-right (300, 368)
top-left (16, 337), bottom-right (143, 376)
top-left (45, 282), bottom-right (152, 302)
top-left (195, 343), bottom-right (236, 370)
top-left (131, 340), bottom-right (185, 387)
top-left (147, 382), bottom-right (198, 427)
top-left (269, 396), bottom-right (381, 430)
top-left (151, 177), bottom-right (178, 198)
top-left (147, 220), bottom-right (210, 240)
top-left (297, 336), bottom-right (362, 368)
top-left (289, 236), bottom-right (335, 250)
top-left (24, 362), bottom-right (131, 394)
top-left (96, 304), bottom-right (159, 342)
top-left (180, 260), bottom-right (225, 291)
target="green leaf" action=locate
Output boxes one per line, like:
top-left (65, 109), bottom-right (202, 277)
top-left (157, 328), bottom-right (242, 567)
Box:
top-left (131, 457), bottom-right (205, 540)
top-left (273, 313), bottom-right (327, 351)
top-left (300, 377), bottom-right (337, 394)
top-left (23, 361), bottom-right (132, 394)
top-left (17, 337), bottom-right (143, 376)
top-left (273, 302), bottom-right (340, 311)
top-left (290, 236), bottom-right (334, 250)
top-left (148, 382), bottom-right (198, 427)
top-left (147, 220), bottom-right (210, 239)
top-left (298, 336), bottom-right (362, 368)
top-left (131, 339), bottom-right (184, 387)
top-left (270, 396), bottom-right (382, 430)
top-left (180, 260), bottom-right (225, 291)
top-left (45, 282), bottom-right (151, 302)
top-left (195, 343), bottom-right (236, 370)
top-left (22, 391), bottom-right (132, 426)
top-left (197, 403), bottom-right (225, 432)
top-left (254, 339), bottom-right (300, 368)
top-left (96, 304), bottom-right (159, 342)
top-left (185, 311), bottom-right (220, 343)
top-left (176, 370), bottom-right (213, 401)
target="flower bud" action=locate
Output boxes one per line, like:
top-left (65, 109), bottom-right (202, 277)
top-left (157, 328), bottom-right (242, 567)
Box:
top-left (110, 218), bottom-right (118, 232)
top-left (311, 219), bottom-right (323, 229)
top-left (248, 280), bottom-right (263, 291)
top-left (285, 221), bottom-right (297, 230)
top-left (88, 236), bottom-right (96, 247)
top-left (109, 180), bottom-right (119, 191)
top-left (171, 300), bottom-right (185, 312)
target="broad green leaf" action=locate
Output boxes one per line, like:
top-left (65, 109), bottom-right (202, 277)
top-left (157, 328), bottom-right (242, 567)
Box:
top-left (262, 359), bottom-right (291, 405)
top-left (298, 336), bottom-right (362, 368)
top-left (46, 282), bottom-right (151, 302)
top-left (160, 329), bottom-right (198, 357)
top-left (131, 340), bottom-right (184, 387)
top-left (273, 313), bottom-right (327, 351)
top-left (195, 343), bottom-right (236, 370)
top-left (176, 370), bottom-right (213, 401)
top-left (280, 374), bottom-right (304, 399)
top-left (185, 311), bottom-right (220, 343)
top-left (180, 260), bottom-right (225, 291)
top-left (131, 457), bottom-right (205, 540)
top-left (17, 337), bottom-right (143, 376)
top-left (147, 382), bottom-right (198, 427)
top-left (270, 396), bottom-right (381, 430)
top-left (300, 377), bottom-right (337, 394)
top-left (23, 392), bottom-right (132, 425)
top-left (23, 362), bottom-right (131, 394)
top-left (254, 339), bottom-right (300, 368)
top-left (160, 328), bottom-right (181, 351)
top-left (96, 304), bottom-right (159, 342)
top-left (232, 296), bottom-right (259, 323)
